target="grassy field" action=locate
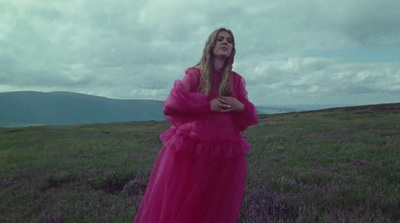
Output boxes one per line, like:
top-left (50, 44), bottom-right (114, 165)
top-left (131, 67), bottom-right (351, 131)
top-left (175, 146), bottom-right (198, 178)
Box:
top-left (1, 104), bottom-right (399, 222)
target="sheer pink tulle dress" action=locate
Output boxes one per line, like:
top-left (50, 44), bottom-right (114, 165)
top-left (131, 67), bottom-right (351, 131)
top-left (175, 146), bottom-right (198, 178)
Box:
top-left (133, 67), bottom-right (258, 223)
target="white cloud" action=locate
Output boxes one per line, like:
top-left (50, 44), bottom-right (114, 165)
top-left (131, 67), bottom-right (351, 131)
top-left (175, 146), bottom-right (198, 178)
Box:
top-left (0, 0), bottom-right (399, 106)
top-left (242, 57), bottom-right (400, 105)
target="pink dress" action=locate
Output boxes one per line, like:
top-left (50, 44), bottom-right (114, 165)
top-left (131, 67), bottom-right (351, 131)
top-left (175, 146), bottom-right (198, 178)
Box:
top-left (133, 67), bottom-right (258, 223)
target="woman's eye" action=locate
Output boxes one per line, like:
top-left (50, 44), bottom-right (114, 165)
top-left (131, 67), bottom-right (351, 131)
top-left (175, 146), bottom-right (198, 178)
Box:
top-left (216, 37), bottom-right (232, 43)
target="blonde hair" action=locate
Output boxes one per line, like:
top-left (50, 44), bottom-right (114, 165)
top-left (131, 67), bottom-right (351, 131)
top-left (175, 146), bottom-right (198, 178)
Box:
top-left (196, 28), bottom-right (236, 97)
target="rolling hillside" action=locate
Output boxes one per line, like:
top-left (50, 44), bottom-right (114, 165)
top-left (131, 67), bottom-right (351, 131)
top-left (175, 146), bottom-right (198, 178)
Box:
top-left (0, 91), bottom-right (164, 127)
top-left (0, 91), bottom-right (385, 127)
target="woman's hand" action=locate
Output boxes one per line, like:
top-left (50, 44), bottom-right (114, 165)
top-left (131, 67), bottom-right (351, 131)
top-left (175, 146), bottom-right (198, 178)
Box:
top-left (210, 97), bottom-right (244, 112)
top-left (210, 98), bottom-right (226, 112)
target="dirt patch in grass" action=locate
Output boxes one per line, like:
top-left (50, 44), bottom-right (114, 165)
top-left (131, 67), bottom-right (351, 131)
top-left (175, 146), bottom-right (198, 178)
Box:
top-left (87, 169), bottom-right (149, 196)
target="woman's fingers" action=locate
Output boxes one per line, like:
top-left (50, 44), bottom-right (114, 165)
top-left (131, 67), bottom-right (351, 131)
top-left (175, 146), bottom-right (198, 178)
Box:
top-left (219, 97), bottom-right (236, 106)
top-left (215, 98), bottom-right (229, 108)
top-left (211, 98), bottom-right (231, 112)
top-left (212, 97), bottom-right (243, 112)
top-left (211, 98), bottom-right (225, 112)
top-left (219, 96), bottom-right (244, 112)
top-left (219, 96), bottom-right (233, 103)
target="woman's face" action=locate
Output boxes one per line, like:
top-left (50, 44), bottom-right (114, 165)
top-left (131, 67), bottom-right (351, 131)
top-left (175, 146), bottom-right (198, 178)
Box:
top-left (212, 30), bottom-right (233, 59)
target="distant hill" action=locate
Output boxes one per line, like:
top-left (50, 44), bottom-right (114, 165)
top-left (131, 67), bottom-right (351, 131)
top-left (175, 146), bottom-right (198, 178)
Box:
top-left (259, 102), bottom-right (400, 118)
top-left (255, 104), bottom-right (350, 114)
top-left (0, 91), bottom-right (311, 127)
top-left (0, 91), bottom-right (165, 127)
top-left (2, 91), bottom-right (395, 127)
top-left (299, 103), bottom-right (400, 114)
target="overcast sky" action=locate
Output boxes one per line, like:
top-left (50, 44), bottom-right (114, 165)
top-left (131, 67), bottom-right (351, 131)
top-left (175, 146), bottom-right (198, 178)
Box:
top-left (1, 0), bottom-right (399, 106)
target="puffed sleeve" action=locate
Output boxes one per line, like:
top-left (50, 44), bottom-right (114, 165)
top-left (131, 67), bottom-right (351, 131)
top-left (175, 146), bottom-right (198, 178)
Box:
top-left (234, 75), bottom-right (258, 132)
top-left (163, 67), bottom-right (211, 126)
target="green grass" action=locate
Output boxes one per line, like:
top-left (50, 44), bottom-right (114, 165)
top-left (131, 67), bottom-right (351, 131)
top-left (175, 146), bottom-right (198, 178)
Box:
top-left (1, 104), bottom-right (399, 222)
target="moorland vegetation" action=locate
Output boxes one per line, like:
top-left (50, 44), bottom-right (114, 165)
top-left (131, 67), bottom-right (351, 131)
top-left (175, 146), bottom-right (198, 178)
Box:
top-left (1, 103), bottom-right (399, 222)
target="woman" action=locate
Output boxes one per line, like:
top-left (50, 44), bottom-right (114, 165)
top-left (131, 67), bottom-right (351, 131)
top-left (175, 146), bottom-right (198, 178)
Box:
top-left (133, 28), bottom-right (258, 223)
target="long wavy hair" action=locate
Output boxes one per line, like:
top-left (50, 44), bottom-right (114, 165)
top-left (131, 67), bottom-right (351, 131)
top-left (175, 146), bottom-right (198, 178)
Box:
top-left (196, 28), bottom-right (236, 97)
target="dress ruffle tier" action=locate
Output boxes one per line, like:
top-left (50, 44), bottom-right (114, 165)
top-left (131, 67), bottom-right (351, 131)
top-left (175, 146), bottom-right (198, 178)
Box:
top-left (160, 125), bottom-right (252, 160)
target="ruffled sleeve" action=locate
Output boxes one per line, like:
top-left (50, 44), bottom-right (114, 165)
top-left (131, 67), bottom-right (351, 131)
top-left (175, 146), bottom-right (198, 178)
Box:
top-left (163, 67), bottom-right (211, 126)
top-left (233, 75), bottom-right (258, 132)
